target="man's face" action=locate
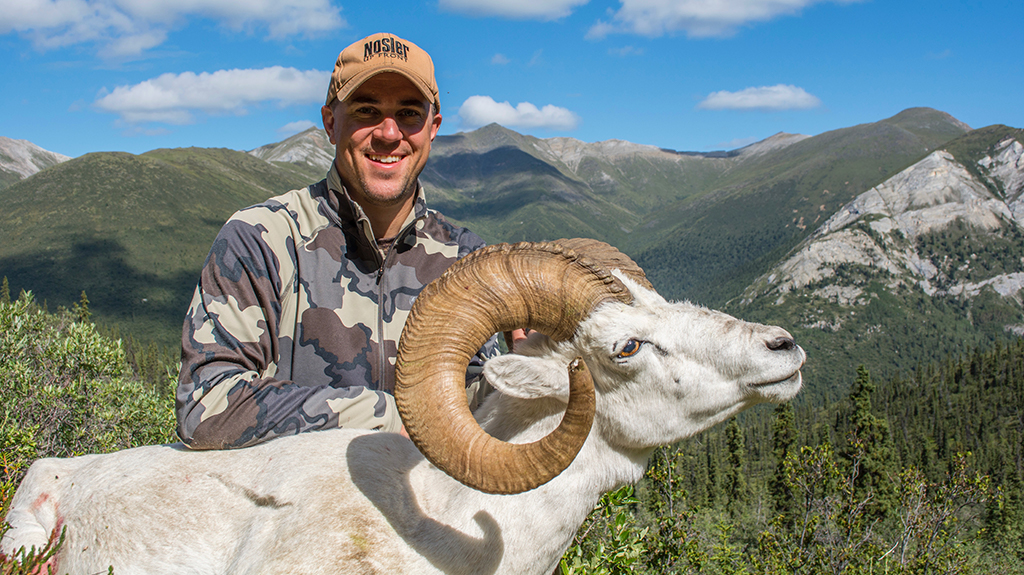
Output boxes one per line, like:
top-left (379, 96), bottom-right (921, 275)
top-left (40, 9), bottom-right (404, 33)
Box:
top-left (321, 73), bottom-right (442, 210)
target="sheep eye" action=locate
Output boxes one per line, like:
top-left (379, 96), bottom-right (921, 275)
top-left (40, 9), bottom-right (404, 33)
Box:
top-left (616, 339), bottom-right (643, 359)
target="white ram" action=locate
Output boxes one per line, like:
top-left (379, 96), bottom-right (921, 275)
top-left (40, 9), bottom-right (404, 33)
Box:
top-left (1, 239), bottom-right (805, 575)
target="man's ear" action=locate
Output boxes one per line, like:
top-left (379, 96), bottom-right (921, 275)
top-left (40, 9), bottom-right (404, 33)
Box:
top-left (321, 104), bottom-right (337, 145)
top-left (483, 354), bottom-right (569, 402)
top-left (429, 110), bottom-right (442, 142)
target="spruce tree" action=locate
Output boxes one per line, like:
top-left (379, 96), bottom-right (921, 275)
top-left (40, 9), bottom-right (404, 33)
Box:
top-left (985, 466), bottom-right (1024, 564)
top-left (770, 402), bottom-right (797, 521)
top-left (841, 365), bottom-right (896, 518)
top-left (75, 290), bottom-right (91, 323)
top-left (1, 276), bottom-right (9, 305)
top-left (706, 440), bottom-right (720, 507)
top-left (724, 417), bottom-right (748, 506)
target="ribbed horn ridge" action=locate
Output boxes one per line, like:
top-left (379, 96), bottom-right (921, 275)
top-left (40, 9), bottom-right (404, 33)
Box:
top-left (551, 238), bottom-right (653, 291)
top-left (395, 240), bottom-right (638, 494)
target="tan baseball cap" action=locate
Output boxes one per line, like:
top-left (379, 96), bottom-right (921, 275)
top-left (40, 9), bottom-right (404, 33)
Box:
top-left (325, 33), bottom-right (440, 110)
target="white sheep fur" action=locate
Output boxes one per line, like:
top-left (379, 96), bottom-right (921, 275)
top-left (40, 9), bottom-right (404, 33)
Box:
top-left (1, 274), bottom-right (804, 575)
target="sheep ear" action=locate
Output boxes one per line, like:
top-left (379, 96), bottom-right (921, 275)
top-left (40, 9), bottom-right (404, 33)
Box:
top-left (614, 270), bottom-right (665, 307)
top-left (483, 355), bottom-right (569, 402)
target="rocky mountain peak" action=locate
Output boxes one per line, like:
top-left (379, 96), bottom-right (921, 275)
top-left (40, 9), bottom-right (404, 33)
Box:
top-left (248, 127), bottom-right (334, 173)
top-left (886, 107), bottom-right (973, 133)
top-left (734, 132), bottom-right (811, 158)
top-left (0, 136), bottom-right (71, 184)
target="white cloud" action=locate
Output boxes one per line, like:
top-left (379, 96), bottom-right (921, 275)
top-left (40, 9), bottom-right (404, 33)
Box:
top-left (491, 53), bottom-right (511, 65)
top-left (0, 0), bottom-right (344, 57)
top-left (587, 0), bottom-right (859, 39)
top-left (697, 84), bottom-right (822, 111)
top-left (439, 0), bottom-right (589, 20)
top-left (94, 67), bottom-right (330, 124)
top-left (278, 120), bottom-right (317, 136)
top-left (458, 96), bottom-right (580, 130)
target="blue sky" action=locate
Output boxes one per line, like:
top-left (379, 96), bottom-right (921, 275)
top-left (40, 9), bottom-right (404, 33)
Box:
top-left (2, 0), bottom-right (1021, 158)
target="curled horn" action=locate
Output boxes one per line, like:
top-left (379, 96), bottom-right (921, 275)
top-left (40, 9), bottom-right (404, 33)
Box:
top-left (395, 240), bottom-right (644, 494)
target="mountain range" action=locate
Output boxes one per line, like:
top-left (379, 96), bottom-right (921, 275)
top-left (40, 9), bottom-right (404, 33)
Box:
top-left (2, 108), bottom-right (1022, 402)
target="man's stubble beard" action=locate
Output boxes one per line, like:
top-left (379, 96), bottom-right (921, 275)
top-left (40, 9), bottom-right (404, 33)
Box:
top-left (353, 171), bottom-right (418, 208)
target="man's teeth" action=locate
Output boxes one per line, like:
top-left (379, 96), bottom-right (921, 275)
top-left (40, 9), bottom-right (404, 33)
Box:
top-left (369, 154), bottom-right (401, 164)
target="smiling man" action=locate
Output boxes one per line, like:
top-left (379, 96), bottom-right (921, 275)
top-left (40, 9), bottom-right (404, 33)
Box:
top-left (176, 33), bottom-right (499, 449)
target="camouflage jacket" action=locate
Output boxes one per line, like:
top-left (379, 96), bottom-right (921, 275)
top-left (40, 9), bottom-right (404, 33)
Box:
top-left (177, 167), bottom-right (497, 449)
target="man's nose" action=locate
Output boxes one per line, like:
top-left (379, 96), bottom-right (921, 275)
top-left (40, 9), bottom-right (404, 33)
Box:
top-left (374, 117), bottom-right (402, 142)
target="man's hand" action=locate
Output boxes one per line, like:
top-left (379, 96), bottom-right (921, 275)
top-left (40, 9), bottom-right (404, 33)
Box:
top-left (509, 328), bottom-right (529, 352)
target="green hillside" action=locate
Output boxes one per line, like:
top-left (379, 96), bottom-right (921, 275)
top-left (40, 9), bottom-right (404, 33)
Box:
top-left (423, 123), bottom-right (739, 247)
top-left (0, 148), bottom-right (310, 346)
top-left (424, 143), bottom-right (641, 245)
top-left (0, 170), bottom-right (20, 190)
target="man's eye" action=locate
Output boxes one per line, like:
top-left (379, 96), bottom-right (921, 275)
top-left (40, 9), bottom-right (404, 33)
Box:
top-left (616, 340), bottom-right (643, 359)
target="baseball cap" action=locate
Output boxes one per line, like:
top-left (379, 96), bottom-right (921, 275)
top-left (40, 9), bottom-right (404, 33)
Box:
top-left (325, 33), bottom-right (440, 110)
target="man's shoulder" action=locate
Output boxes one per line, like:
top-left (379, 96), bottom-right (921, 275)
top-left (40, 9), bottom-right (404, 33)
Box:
top-left (227, 180), bottom-right (330, 232)
top-left (241, 180), bottom-right (325, 214)
top-left (419, 208), bottom-right (486, 254)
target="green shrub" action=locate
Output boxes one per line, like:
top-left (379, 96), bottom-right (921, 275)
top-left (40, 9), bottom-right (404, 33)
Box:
top-left (1, 291), bottom-right (176, 572)
top-left (0, 291), bottom-right (175, 484)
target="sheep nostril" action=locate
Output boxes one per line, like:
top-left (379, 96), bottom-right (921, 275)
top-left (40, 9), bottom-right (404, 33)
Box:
top-left (767, 337), bottom-right (795, 351)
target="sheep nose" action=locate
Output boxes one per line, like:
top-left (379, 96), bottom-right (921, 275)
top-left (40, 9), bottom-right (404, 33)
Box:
top-left (767, 336), bottom-right (796, 351)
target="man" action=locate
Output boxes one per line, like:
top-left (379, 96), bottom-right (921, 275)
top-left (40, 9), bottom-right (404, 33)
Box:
top-left (176, 32), bottom-right (499, 449)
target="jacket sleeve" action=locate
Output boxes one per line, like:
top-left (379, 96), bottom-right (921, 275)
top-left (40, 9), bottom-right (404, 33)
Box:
top-left (175, 214), bottom-right (402, 450)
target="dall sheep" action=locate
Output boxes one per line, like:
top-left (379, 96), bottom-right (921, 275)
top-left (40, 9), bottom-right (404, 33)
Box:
top-left (1, 239), bottom-right (805, 575)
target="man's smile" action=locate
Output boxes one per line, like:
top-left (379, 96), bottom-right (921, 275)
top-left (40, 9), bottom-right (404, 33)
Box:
top-left (368, 153), bottom-right (403, 164)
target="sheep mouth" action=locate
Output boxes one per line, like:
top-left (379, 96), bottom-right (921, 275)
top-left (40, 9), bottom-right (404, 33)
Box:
top-left (750, 370), bottom-right (802, 388)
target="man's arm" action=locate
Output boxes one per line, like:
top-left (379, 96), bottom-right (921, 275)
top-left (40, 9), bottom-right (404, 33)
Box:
top-left (175, 216), bottom-right (402, 450)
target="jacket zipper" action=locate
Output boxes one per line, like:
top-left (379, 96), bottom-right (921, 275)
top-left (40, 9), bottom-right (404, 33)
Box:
top-left (376, 246), bottom-right (389, 392)
top-left (374, 217), bottom-right (423, 393)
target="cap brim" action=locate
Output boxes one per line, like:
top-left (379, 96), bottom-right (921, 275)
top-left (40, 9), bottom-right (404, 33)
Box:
top-left (330, 68), bottom-right (438, 110)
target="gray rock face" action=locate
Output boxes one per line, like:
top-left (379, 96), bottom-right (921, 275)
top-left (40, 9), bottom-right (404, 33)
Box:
top-left (249, 127), bottom-right (334, 173)
top-left (745, 135), bottom-right (1024, 306)
top-left (987, 139), bottom-right (1024, 219)
top-left (0, 136), bottom-right (71, 180)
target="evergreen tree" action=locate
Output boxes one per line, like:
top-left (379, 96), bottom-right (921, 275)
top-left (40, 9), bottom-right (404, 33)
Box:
top-left (841, 365), bottom-right (896, 518)
top-left (1, 276), bottom-right (9, 305)
top-left (770, 402), bottom-right (797, 520)
top-left (985, 453), bottom-right (1024, 565)
top-left (706, 439), bottom-right (720, 507)
top-left (74, 290), bottom-right (91, 323)
top-left (724, 417), bottom-right (748, 506)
